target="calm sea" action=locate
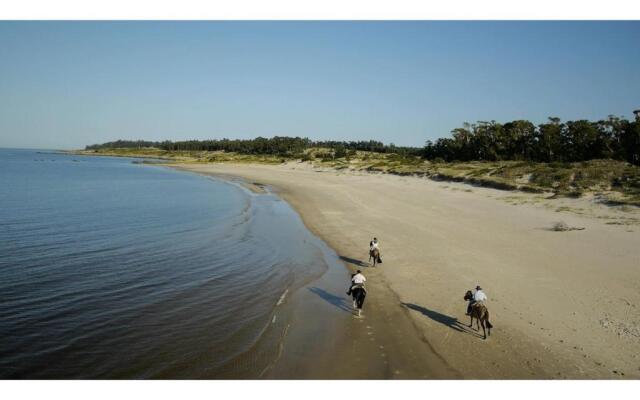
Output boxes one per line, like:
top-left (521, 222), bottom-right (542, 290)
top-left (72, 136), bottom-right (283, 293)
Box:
top-left (0, 148), bottom-right (333, 378)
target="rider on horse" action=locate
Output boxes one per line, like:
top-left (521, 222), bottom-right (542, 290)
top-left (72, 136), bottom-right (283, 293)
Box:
top-left (464, 285), bottom-right (493, 338)
top-left (466, 285), bottom-right (487, 315)
top-left (347, 270), bottom-right (367, 316)
top-left (370, 238), bottom-right (379, 252)
top-left (369, 237), bottom-right (382, 265)
top-left (346, 270), bottom-right (367, 296)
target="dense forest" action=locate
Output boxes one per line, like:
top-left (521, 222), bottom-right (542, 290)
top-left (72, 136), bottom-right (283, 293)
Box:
top-left (423, 115), bottom-right (640, 165)
top-left (86, 113), bottom-right (640, 165)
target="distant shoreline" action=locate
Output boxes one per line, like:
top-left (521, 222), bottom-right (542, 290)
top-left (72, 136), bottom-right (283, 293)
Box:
top-left (68, 148), bottom-right (640, 207)
top-left (64, 149), bottom-right (176, 161)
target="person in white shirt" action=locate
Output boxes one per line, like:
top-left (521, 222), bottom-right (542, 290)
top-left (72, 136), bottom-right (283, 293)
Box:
top-left (474, 286), bottom-right (487, 303)
top-left (466, 285), bottom-right (487, 315)
top-left (352, 271), bottom-right (366, 285)
top-left (346, 270), bottom-right (366, 295)
top-left (369, 237), bottom-right (382, 265)
top-left (348, 270), bottom-right (368, 313)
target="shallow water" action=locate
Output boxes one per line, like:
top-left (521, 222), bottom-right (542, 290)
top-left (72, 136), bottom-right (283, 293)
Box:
top-left (0, 149), bottom-right (337, 378)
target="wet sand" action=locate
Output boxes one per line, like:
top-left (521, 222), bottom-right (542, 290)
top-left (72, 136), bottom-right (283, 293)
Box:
top-left (266, 251), bottom-right (456, 379)
top-left (172, 162), bottom-right (640, 379)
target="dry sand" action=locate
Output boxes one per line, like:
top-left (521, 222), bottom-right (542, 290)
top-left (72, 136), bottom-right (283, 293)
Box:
top-left (173, 162), bottom-right (640, 379)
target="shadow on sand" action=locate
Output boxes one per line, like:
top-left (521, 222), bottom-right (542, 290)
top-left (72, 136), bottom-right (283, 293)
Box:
top-left (308, 287), bottom-right (352, 313)
top-left (401, 302), bottom-right (484, 338)
top-left (338, 255), bottom-right (369, 268)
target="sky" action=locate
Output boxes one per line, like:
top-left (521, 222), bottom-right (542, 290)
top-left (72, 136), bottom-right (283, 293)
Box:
top-left (0, 21), bottom-right (639, 149)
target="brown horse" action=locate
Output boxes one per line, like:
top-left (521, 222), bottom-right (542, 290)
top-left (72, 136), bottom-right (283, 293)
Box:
top-left (369, 248), bottom-right (381, 267)
top-left (464, 290), bottom-right (493, 339)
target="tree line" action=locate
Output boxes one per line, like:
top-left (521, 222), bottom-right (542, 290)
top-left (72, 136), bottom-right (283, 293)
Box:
top-left (423, 115), bottom-right (639, 165)
top-left (86, 113), bottom-right (640, 165)
top-left (85, 137), bottom-right (421, 157)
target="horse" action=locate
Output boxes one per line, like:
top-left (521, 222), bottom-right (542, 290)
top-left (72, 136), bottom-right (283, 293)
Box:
top-left (369, 248), bottom-right (381, 267)
top-left (351, 285), bottom-right (367, 317)
top-left (464, 290), bottom-right (493, 339)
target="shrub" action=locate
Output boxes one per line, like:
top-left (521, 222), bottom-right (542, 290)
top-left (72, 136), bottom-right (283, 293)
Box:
top-left (334, 146), bottom-right (347, 159)
top-left (552, 221), bottom-right (570, 231)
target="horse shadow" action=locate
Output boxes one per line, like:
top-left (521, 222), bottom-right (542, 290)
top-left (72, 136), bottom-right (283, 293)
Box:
top-left (308, 287), bottom-right (352, 313)
top-left (401, 302), bottom-right (483, 338)
top-left (338, 255), bottom-right (369, 268)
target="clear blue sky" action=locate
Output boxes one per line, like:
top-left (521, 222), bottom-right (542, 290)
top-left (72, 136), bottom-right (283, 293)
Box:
top-left (0, 21), bottom-right (639, 149)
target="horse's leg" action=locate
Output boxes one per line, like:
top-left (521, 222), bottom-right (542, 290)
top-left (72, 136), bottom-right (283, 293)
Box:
top-left (482, 318), bottom-right (487, 339)
top-left (352, 292), bottom-right (362, 316)
top-left (469, 313), bottom-right (473, 328)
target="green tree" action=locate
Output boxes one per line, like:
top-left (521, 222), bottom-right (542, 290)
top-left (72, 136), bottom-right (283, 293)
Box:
top-left (536, 117), bottom-right (563, 162)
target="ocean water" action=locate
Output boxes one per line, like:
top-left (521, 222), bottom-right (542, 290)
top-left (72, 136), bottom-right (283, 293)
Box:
top-left (0, 149), bottom-right (333, 379)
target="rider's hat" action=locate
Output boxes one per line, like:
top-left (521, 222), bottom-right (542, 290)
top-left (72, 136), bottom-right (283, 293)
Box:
top-left (476, 285), bottom-right (482, 290)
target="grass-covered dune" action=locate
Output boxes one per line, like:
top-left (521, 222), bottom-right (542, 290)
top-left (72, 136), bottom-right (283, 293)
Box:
top-left (73, 147), bottom-right (640, 206)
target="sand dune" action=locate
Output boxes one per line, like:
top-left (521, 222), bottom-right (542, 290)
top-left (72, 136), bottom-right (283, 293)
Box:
top-left (173, 162), bottom-right (640, 379)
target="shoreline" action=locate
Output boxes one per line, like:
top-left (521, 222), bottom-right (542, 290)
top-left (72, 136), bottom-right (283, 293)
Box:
top-left (169, 161), bottom-right (640, 379)
top-left (170, 164), bottom-right (458, 379)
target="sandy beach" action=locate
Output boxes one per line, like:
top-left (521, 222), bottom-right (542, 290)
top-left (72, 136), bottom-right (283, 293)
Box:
top-left (173, 162), bottom-right (640, 379)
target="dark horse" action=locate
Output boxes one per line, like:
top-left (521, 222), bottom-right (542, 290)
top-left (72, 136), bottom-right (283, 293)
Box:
top-left (464, 290), bottom-right (493, 339)
top-left (351, 285), bottom-right (367, 317)
top-left (369, 248), bottom-right (381, 267)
